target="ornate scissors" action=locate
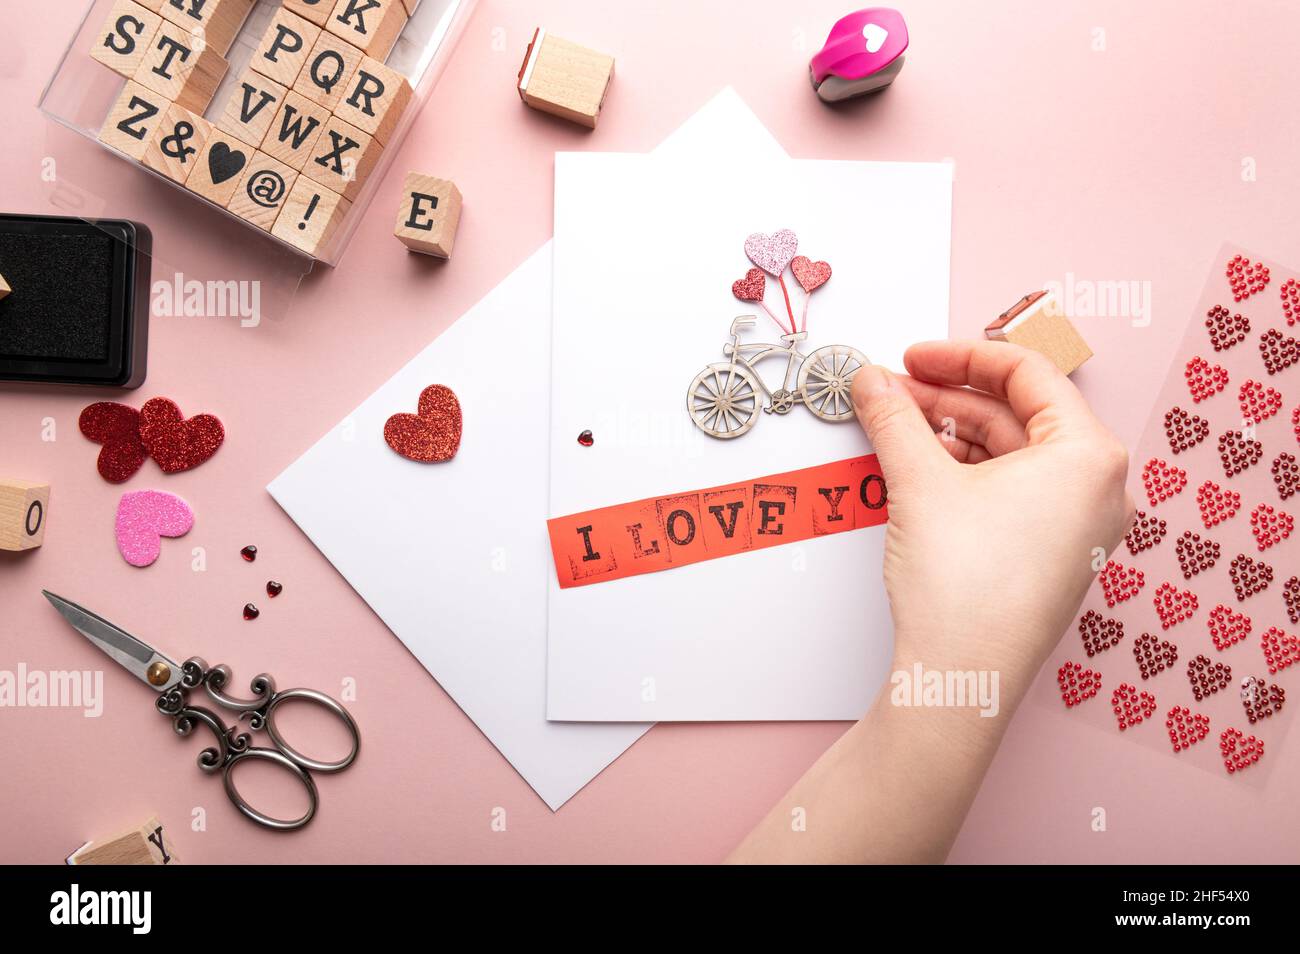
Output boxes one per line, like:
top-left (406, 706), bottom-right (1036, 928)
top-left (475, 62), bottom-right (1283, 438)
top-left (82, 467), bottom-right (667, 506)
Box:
top-left (43, 591), bottom-right (360, 832)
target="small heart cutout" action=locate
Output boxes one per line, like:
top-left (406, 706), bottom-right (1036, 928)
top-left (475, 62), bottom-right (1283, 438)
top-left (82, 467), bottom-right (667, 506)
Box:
top-left (384, 384), bottom-right (462, 462)
top-left (79, 402), bottom-right (146, 483)
top-left (791, 256), bottom-right (832, 293)
top-left (208, 141), bottom-right (247, 185)
top-left (115, 489), bottom-right (194, 567)
top-left (743, 229), bottom-right (799, 277)
top-left (139, 398), bottom-right (225, 473)
top-left (731, 267), bottom-right (766, 302)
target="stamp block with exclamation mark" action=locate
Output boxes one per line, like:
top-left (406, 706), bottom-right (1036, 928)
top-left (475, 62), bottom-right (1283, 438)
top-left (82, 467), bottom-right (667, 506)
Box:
top-left (272, 178), bottom-right (351, 257)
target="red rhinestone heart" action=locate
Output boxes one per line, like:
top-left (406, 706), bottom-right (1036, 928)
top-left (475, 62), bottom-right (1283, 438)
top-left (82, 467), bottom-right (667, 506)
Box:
top-left (383, 385), bottom-right (463, 463)
top-left (1057, 661), bottom-right (1102, 708)
top-left (1196, 480), bottom-right (1241, 528)
top-left (139, 398), bottom-right (225, 474)
top-left (1166, 705), bottom-right (1210, 753)
top-left (79, 401), bottom-right (147, 483)
top-left (1229, 553), bottom-right (1273, 601)
top-left (1225, 254), bottom-right (1269, 302)
top-left (1184, 356), bottom-right (1229, 403)
top-left (1163, 407), bottom-right (1209, 454)
top-left (1260, 625), bottom-right (1300, 674)
top-left (1152, 581), bottom-right (1198, 629)
top-left (1294, 406), bottom-right (1300, 444)
top-left (1206, 604), bottom-right (1252, 651)
top-left (730, 267), bottom-right (766, 302)
top-left (790, 256), bottom-right (832, 293)
top-left (1078, 609), bottom-right (1125, 656)
top-left (1124, 510), bottom-right (1168, 556)
top-left (1250, 503), bottom-right (1293, 551)
top-left (1282, 278), bottom-right (1299, 326)
top-left (1132, 632), bottom-right (1178, 680)
top-left (1187, 654), bottom-right (1231, 700)
top-left (1272, 453), bottom-right (1298, 500)
top-left (1284, 576), bottom-right (1300, 624)
top-left (1260, 328), bottom-right (1299, 375)
top-left (1219, 727), bottom-right (1264, 774)
top-left (1099, 561), bottom-right (1145, 608)
top-left (1140, 457), bottom-right (1187, 507)
top-left (1218, 429), bottom-right (1263, 477)
top-left (1111, 683), bottom-right (1156, 730)
top-left (1238, 379), bottom-right (1283, 423)
top-left (1205, 304), bottom-right (1250, 351)
top-left (1174, 530), bottom-right (1220, 578)
top-left (1240, 675), bottom-right (1284, 724)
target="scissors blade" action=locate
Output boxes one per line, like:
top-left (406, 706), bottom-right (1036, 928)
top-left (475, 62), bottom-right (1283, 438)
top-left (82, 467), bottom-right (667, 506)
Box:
top-left (41, 591), bottom-right (182, 692)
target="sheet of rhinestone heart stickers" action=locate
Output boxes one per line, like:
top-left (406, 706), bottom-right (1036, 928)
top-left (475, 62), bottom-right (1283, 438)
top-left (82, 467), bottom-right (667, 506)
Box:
top-left (1040, 246), bottom-right (1299, 785)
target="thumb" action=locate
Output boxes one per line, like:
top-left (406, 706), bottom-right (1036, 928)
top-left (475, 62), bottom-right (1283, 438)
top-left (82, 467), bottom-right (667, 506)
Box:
top-left (851, 364), bottom-right (946, 490)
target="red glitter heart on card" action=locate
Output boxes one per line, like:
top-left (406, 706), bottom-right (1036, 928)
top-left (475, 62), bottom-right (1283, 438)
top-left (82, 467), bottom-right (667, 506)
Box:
top-left (1140, 457), bottom-right (1187, 507)
top-left (1111, 682), bottom-right (1156, 730)
top-left (1240, 675), bottom-right (1284, 725)
top-left (1260, 626), bottom-right (1300, 675)
top-left (1099, 561), bottom-right (1144, 608)
top-left (1229, 553), bottom-right (1273, 601)
top-left (1124, 510), bottom-right (1168, 555)
top-left (1205, 304), bottom-right (1250, 351)
top-left (1238, 379), bottom-right (1283, 423)
top-left (1196, 480), bottom-right (1241, 528)
top-left (1166, 705), bottom-right (1209, 753)
top-left (1058, 661), bottom-right (1101, 708)
top-left (384, 384), bottom-right (462, 463)
top-left (731, 267), bottom-right (766, 302)
top-left (1078, 609), bottom-right (1125, 657)
top-left (139, 398), bottom-right (225, 474)
top-left (1272, 453), bottom-right (1299, 500)
top-left (1220, 727), bottom-right (1264, 774)
top-left (1225, 254), bottom-right (1269, 302)
top-left (1218, 430), bottom-right (1263, 478)
top-left (1284, 576), bottom-right (1300, 625)
top-left (1282, 279), bottom-right (1299, 326)
top-left (1184, 356), bottom-right (1229, 403)
top-left (1188, 653), bottom-right (1231, 701)
top-left (1260, 329), bottom-right (1299, 375)
top-left (743, 229), bottom-right (799, 276)
top-left (790, 256), bottom-right (832, 293)
top-left (1207, 604), bottom-right (1252, 651)
top-left (1132, 631), bottom-right (1177, 680)
top-left (1163, 407), bottom-right (1209, 454)
top-left (1174, 530), bottom-right (1220, 578)
top-left (79, 401), bottom-right (146, 483)
top-left (1250, 503), bottom-right (1293, 551)
top-left (1153, 581), bottom-right (1198, 629)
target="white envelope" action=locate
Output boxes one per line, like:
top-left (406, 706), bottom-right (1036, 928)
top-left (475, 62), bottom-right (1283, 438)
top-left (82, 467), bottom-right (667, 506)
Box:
top-left (268, 89), bottom-right (789, 809)
top-left (547, 154), bottom-right (953, 721)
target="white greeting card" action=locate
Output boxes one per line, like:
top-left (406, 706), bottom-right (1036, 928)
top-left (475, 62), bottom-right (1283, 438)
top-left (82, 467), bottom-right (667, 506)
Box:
top-left (547, 153), bottom-right (953, 721)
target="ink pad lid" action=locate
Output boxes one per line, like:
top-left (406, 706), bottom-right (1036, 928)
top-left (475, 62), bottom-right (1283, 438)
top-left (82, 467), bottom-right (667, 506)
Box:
top-left (0, 213), bottom-right (150, 388)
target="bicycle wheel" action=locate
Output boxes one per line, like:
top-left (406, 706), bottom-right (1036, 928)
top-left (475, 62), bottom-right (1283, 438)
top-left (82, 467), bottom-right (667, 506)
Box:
top-left (687, 363), bottom-right (761, 439)
top-left (798, 345), bottom-right (869, 422)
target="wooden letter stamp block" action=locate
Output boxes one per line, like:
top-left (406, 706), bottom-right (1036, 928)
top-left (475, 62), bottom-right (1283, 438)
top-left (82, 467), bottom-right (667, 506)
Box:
top-left (261, 89), bottom-right (328, 171)
top-left (142, 101), bottom-right (212, 183)
top-left (184, 127), bottom-right (255, 205)
top-left (393, 173), bottom-right (461, 258)
top-left (157, 0), bottom-right (254, 57)
top-left (517, 28), bottom-right (614, 129)
top-left (227, 150), bottom-right (299, 231)
top-left (301, 114), bottom-right (381, 201)
top-left (985, 290), bottom-right (1093, 376)
top-left (89, 0), bottom-right (164, 79)
top-left (250, 6), bottom-right (321, 88)
top-left (132, 17), bottom-right (228, 113)
top-left (0, 273), bottom-right (9, 301)
top-left (297, 29), bottom-right (363, 112)
top-left (217, 67), bottom-right (287, 146)
top-left (284, 0), bottom-right (336, 30)
top-left (271, 178), bottom-right (352, 257)
top-left (326, 0), bottom-right (408, 61)
top-left (0, 478), bottom-right (49, 551)
top-left (333, 55), bottom-right (411, 145)
top-left (67, 815), bottom-right (180, 865)
top-left (98, 80), bottom-right (171, 160)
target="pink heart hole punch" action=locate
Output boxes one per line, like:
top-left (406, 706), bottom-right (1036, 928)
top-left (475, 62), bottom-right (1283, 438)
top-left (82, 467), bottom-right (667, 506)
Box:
top-left (810, 8), bottom-right (909, 103)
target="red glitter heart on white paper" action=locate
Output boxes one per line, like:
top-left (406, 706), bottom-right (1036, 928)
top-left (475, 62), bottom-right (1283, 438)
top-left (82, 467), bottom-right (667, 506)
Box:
top-left (790, 256), bottom-right (832, 293)
top-left (731, 267), bottom-right (766, 302)
top-left (384, 384), bottom-right (462, 463)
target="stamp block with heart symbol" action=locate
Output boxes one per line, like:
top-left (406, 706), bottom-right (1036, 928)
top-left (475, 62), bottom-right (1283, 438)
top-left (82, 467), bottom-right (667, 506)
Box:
top-left (185, 130), bottom-right (256, 206)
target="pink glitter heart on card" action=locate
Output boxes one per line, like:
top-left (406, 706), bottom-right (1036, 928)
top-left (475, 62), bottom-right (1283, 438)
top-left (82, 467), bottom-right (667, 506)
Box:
top-left (791, 256), bottom-right (832, 292)
top-left (744, 229), bottom-right (799, 276)
top-left (115, 489), bottom-right (194, 567)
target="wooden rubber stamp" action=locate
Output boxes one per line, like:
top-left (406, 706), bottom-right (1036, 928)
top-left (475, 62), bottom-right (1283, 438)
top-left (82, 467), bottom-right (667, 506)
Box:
top-left (0, 272), bottom-right (9, 301)
top-left (142, 101), bottom-right (212, 183)
top-left (301, 114), bottom-right (382, 201)
top-left (89, 0), bottom-right (164, 79)
top-left (333, 55), bottom-right (411, 144)
top-left (297, 29), bottom-right (363, 112)
top-left (250, 6), bottom-right (321, 88)
top-left (393, 173), bottom-right (461, 258)
top-left (517, 28), bottom-right (614, 129)
top-left (0, 478), bottom-right (49, 551)
top-left (156, 0), bottom-right (254, 58)
top-left (271, 177), bottom-right (352, 257)
top-left (262, 89), bottom-right (329, 171)
top-left (227, 150), bottom-right (299, 231)
top-left (66, 815), bottom-right (180, 865)
top-left (184, 128), bottom-right (255, 205)
top-left (326, 0), bottom-right (408, 61)
top-left (985, 290), bottom-right (1093, 376)
top-left (217, 67), bottom-right (287, 146)
top-left (98, 80), bottom-right (171, 160)
top-left (132, 17), bottom-right (229, 112)
top-left (283, 0), bottom-right (334, 28)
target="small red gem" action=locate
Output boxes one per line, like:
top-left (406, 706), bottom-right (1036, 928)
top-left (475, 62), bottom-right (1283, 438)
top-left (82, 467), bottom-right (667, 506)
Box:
top-left (577, 429), bottom-right (594, 447)
top-left (240, 545), bottom-right (257, 562)
top-left (243, 603), bottom-right (260, 620)
top-left (266, 580), bottom-right (283, 598)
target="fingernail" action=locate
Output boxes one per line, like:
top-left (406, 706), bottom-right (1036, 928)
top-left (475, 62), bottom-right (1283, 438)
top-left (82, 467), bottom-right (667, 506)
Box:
top-left (854, 364), bottom-right (893, 399)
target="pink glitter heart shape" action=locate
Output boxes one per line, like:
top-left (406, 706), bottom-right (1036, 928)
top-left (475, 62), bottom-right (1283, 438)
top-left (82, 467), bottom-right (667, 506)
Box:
top-left (115, 489), bottom-right (194, 567)
top-left (791, 256), bottom-right (832, 293)
top-left (744, 229), bottom-right (799, 277)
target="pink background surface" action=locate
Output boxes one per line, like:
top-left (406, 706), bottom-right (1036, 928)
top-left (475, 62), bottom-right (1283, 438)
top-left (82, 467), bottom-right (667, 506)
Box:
top-left (2, 0), bottom-right (1299, 863)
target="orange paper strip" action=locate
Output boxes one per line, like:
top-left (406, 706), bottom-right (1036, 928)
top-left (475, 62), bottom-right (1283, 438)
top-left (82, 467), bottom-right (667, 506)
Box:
top-left (548, 455), bottom-right (888, 588)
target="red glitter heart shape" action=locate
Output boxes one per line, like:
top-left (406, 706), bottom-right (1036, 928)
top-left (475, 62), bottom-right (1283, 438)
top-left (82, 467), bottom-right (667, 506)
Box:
top-left (1166, 705), bottom-right (1209, 753)
top-left (1240, 675), bottom-right (1285, 725)
top-left (1229, 553), bottom-right (1273, 601)
top-left (1260, 329), bottom-right (1299, 375)
top-left (790, 256), bottom-right (832, 293)
top-left (1284, 576), bottom-right (1300, 625)
top-left (1078, 609), bottom-right (1125, 657)
top-left (1260, 626), bottom-right (1300, 675)
top-left (79, 401), bottom-right (146, 483)
top-left (139, 398), bottom-right (225, 474)
top-left (1057, 661), bottom-right (1101, 708)
top-left (1272, 453), bottom-right (1299, 500)
top-left (1132, 631), bottom-right (1178, 680)
top-left (1238, 379), bottom-right (1283, 423)
top-left (1207, 604), bottom-right (1252, 651)
top-left (1225, 254), bottom-right (1269, 302)
top-left (731, 267), bottom-right (766, 302)
top-left (383, 384), bottom-right (462, 463)
top-left (1188, 653), bottom-right (1231, 701)
top-left (1205, 304), bottom-right (1250, 351)
top-left (1124, 510), bottom-right (1167, 555)
top-left (1140, 457), bottom-right (1187, 507)
top-left (1196, 480), bottom-right (1241, 528)
top-left (1174, 530), bottom-right (1220, 578)
top-left (1111, 682), bottom-right (1156, 730)
top-left (1184, 356), bottom-right (1228, 403)
top-left (1163, 407), bottom-right (1209, 454)
top-left (1099, 561), bottom-right (1144, 608)
top-left (1217, 430), bottom-right (1263, 478)
top-left (1250, 503), bottom-right (1293, 551)
top-left (1220, 727), bottom-right (1264, 774)
top-left (1153, 581), bottom-right (1198, 629)
top-left (1282, 279), bottom-right (1299, 326)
